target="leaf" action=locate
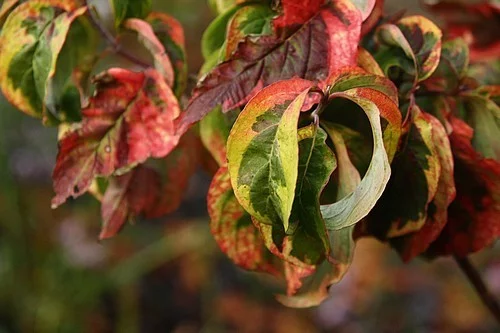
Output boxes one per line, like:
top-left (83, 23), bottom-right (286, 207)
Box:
top-left (426, 117), bottom-right (500, 256)
top-left (208, 0), bottom-right (251, 15)
top-left (227, 79), bottom-right (314, 230)
top-left (146, 131), bottom-right (201, 218)
top-left (146, 12), bottom-right (187, 96)
top-left (199, 106), bottom-right (234, 166)
top-left (278, 125), bottom-right (360, 308)
top-left (0, 1), bottom-right (96, 123)
top-left (100, 166), bottom-right (161, 240)
top-left (111, 0), bottom-right (152, 29)
top-left (124, 18), bottom-right (175, 87)
top-left (422, 38), bottom-right (469, 94)
top-left (272, 0), bottom-right (324, 33)
top-left (201, 5), bottom-right (241, 60)
top-left (224, 4), bottom-right (274, 58)
top-left (178, 0), bottom-right (361, 132)
top-left (320, 86), bottom-right (401, 230)
top-left (351, 0), bottom-right (376, 21)
top-left (357, 47), bottom-right (384, 76)
top-left (208, 166), bottom-right (279, 273)
top-left (52, 68), bottom-right (181, 208)
top-left (0, 0), bottom-right (21, 23)
top-left (369, 109), bottom-right (441, 239)
top-left (289, 125), bottom-right (337, 262)
top-left (460, 93), bottom-right (500, 161)
top-left (375, 15), bottom-right (443, 82)
top-left (391, 112), bottom-right (455, 261)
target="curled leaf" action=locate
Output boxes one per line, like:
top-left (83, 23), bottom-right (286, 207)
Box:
top-left (146, 12), bottom-right (187, 96)
top-left (124, 18), bottom-right (175, 87)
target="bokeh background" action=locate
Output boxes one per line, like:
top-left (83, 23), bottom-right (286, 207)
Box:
top-left (0, 0), bottom-right (499, 332)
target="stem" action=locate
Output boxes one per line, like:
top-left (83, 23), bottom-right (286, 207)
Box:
top-left (454, 256), bottom-right (500, 325)
top-left (85, 0), bottom-right (149, 68)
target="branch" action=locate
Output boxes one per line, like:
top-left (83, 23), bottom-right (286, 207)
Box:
top-left (85, 0), bottom-right (149, 68)
top-left (454, 255), bottom-right (500, 325)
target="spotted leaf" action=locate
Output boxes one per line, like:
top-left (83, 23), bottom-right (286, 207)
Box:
top-left (52, 68), bottom-right (181, 208)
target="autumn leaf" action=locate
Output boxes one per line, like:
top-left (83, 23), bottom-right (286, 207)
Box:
top-left (278, 125), bottom-right (359, 308)
top-left (100, 166), bottom-right (161, 240)
top-left (146, 12), bottom-right (187, 96)
top-left (52, 68), bottom-right (181, 208)
top-left (367, 108), bottom-right (442, 239)
top-left (199, 106), bottom-right (235, 167)
top-left (320, 69), bottom-right (402, 230)
top-left (426, 117), bottom-right (500, 257)
top-left (351, 0), bottom-right (376, 21)
top-left (272, 0), bottom-right (324, 33)
top-left (124, 18), bottom-right (175, 87)
top-left (146, 130), bottom-right (201, 218)
top-left (178, 0), bottom-right (361, 132)
top-left (227, 79), bottom-right (314, 231)
top-left (208, 167), bottom-right (280, 273)
top-left (0, 1), bottom-right (96, 123)
top-left (111, 0), bottom-right (152, 29)
top-left (375, 16), bottom-right (443, 84)
top-left (391, 112), bottom-right (455, 261)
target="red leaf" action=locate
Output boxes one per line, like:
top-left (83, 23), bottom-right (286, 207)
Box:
top-left (272, 0), bottom-right (324, 33)
top-left (427, 117), bottom-right (500, 256)
top-left (207, 167), bottom-right (280, 274)
top-left (100, 166), bottom-right (161, 240)
top-left (146, 131), bottom-right (201, 218)
top-left (177, 0), bottom-right (361, 133)
top-left (52, 68), bottom-right (181, 208)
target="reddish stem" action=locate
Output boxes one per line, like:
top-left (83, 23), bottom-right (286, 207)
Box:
top-left (454, 256), bottom-right (500, 326)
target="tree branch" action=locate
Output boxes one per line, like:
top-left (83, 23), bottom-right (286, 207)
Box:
top-left (454, 255), bottom-right (500, 325)
top-left (85, 0), bottom-right (149, 68)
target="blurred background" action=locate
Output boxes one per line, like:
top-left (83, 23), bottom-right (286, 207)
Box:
top-left (0, 0), bottom-right (499, 332)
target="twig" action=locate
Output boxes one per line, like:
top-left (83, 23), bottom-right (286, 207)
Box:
top-left (84, 0), bottom-right (149, 68)
top-left (454, 255), bottom-right (500, 325)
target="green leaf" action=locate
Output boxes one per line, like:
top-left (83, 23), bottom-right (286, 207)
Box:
top-left (0, 2), bottom-right (96, 123)
top-left (111, 0), bottom-right (151, 29)
top-left (291, 125), bottom-right (337, 260)
top-left (201, 4), bottom-right (240, 60)
top-left (199, 106), bottom-right (235, 166)
top-left (224, 4), bottom-right (274, 58)
top-left (461, 93), bottom-right (500, 161)
top-left (375, 15), bottom-right (443, 83)
top-left (227, 78), bottom-right (314, 231)
top-left (320, 88), bottom-right (400, 230)
top-left (277, 126), bottom-right (360, 308)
